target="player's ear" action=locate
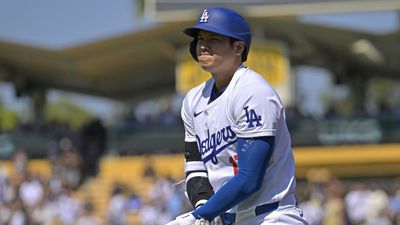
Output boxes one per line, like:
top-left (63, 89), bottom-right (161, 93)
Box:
top-left (233, 41), bottom-right (245, 57)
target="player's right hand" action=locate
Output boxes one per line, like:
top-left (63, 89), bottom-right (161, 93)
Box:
top-left (165, 212), bottom-right (210, 225)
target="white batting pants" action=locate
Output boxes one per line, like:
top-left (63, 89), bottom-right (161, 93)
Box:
top-left (233, 195), bottom-right (309, 225)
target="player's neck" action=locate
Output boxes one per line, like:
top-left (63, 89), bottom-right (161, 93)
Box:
top-left (212, 63), bottom-right (242, 91)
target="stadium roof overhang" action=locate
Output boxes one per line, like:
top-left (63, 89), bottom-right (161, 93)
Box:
top-left (0, 2), bottom-right (399, 101)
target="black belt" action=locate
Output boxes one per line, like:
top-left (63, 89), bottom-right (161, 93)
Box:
top-left (221, 201), bottom-right (279, 225)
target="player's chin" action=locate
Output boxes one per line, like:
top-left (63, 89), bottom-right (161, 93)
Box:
top-left (199, 62), bottom-right (212, 71)
top-left (200, 64), bottom-right (212, 72)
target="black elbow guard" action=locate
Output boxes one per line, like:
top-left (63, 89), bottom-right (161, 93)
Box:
top-left (186, 176), bottom-right (214, 208)
top-left (184, 142), bottom-right (214, 208)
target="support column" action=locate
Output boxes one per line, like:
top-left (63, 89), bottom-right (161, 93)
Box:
top-left (31, 88), bottom-right (47, 125)
top-left (348, 72), bottom-right (368, 117)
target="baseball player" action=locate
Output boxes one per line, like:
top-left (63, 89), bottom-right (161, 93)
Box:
top-left (166, 7), bottom-right (308, 225)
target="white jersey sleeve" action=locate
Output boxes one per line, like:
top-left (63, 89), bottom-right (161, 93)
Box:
top-left (226, 71), bottom-right (283, 138)
top-left (181, 91), bottom-right (197, 142)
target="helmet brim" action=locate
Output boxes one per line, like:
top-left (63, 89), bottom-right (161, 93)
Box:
top-left (183, 24), bottom-right (241, 41)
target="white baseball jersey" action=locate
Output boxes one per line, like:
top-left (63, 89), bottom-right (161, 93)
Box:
top-left (181, 66), bottom-right (297, 213)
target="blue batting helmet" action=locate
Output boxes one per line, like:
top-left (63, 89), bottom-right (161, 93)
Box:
top-left (183, 7), bottom-right (252, 62)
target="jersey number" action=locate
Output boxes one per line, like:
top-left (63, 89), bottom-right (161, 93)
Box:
top-left (228, 154), bottom-right (238, 175)
top-left (244, 106), bottom-right (262, 128)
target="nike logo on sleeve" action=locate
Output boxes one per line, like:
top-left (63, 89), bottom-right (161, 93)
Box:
top-left (194, 111), bottom-right (204, 117)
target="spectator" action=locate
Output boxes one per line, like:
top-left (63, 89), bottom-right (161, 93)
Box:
top-left (364, 209), bottom-right (393, 225)
top-left (377, 101), bottom-right (393, 118)
top-left (142, 154), bottom-right (156, 180)
top-left (298, 189), bottom-right (324, 225)
top-left (125, 186), bottom-right (142, 214)
top-left (12, 149), bottom-right (28, 178)
top-left (18, 172), bottom-right (44, 210)
top-left (344, 182), bottom-right (370, 224)
top-left (0, 167), bottom-right (9, 203)
top-left (324, 105), bottom-right (339, 119)
top-left (7, 197), bottom-right (29, 225)
top-left (0, 201), bottom-right (11, 225)
top-left (322, 179), bottom-right (348, 225)
top-left (59, 143), bottom-right (81, 190)
top-left (75, 200), bottom-right (103, 225)
top-left (165, 181), bottom-right (187, 219)
top-left (54, 186), bottom-right (80, 225)
top-left (388, 181), bottom-right (400, 220)
top-left (107, 183), bottom-right (127, 225)
top-left (79, 118), bottom-right (107, 182)
top-left (148, 175), bottom-right (174, 206)
top-left (139, 198), bottom-right (170, 225)
top-left (365, 183), bottom-right (390, 224)
top-left (29, 190), bottom-right (57, 225)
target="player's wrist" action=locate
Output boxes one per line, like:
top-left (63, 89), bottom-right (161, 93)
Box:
top-left (192, 211), bottom-right (211, 222)
top-left (192, 210), bottom-right (201, 219)
top-left (165, 211), bottom-right (211, 225)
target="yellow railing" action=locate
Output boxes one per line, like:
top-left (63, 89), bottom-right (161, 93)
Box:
top-left (1, 143), bottom-right (399, 182)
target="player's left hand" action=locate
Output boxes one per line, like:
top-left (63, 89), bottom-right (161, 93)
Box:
top-left (165, 212), bottom-right (210, 225)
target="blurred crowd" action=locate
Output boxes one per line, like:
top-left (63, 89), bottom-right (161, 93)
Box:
top-left (1, 149), bottom-right (400, 225)
top-left (0, 149), bottom-right (189, 225)
top-left (0, 149), bottom-right (95, 225)
top-left (0, 116), bottom-right (108, 225)
top-left (109, 174), bottom-right (400, 225)
top-left (297, 178), bottom-right (400, 225)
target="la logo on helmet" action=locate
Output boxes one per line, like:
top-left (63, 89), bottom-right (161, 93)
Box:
top-left (199, 9), bottom-right (209, 23)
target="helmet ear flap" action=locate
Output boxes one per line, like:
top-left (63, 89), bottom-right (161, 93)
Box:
top-left (190, 38), bottom-right (198, 62)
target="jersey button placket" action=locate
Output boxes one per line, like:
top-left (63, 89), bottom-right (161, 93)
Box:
top-left (204, 111), bottom-right (209, 128)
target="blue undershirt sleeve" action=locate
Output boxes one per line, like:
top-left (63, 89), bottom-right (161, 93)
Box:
top-left (192, 136), bottom-right (275, 221)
